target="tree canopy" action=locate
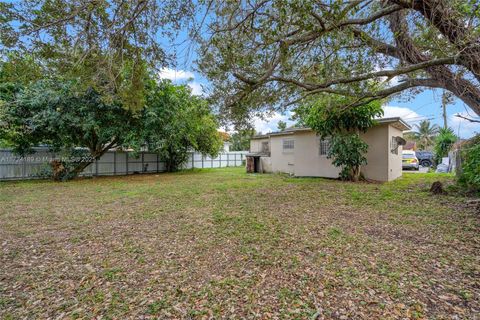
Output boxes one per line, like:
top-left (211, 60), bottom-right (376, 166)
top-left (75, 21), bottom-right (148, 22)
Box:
top-left (413, 120), bottom-right (439, 150)
top-left (0, 58), bottom-right (222, 179)
top-left (0, 78), bottom-right (140, 179)
top-left (434, 127), bottom-right (457, 163)
top-left (139, 80), bottom-right (222, 172)
top-left (198, 0), bottom-right (480, 126)
top-left (0, 0), bottom-right (195, 110)
top-left (277, 120), bottom-right (287, 131)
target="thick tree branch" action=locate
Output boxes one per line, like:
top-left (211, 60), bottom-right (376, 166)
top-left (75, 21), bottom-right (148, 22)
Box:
top-left (388, 9), bottom-right (480, 115)
top-left (276, 78), bottom-right (443, 110)
top-left (235, 56), bottom-right (457, 92)
top-left (389, 0), bottom-right (480, 81)
top-left (272, 56), bottom-right (457, 89)
top-left (351, 28), bottom-right (401, 59)
top-left (284, 5), bottom-right (403, 46)
top-left (454, 114), bottom-right (480, 123)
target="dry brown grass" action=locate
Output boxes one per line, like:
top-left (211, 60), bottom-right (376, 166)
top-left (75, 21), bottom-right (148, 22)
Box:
top-left (0, 168), bottom-right (478, 319)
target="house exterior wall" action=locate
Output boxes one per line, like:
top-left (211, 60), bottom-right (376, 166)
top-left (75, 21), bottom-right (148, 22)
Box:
top-left (293, 131), bottom-right (341, 178)
top-left (250, 138), bottom-right (269, 153)
top-left (388, 125), bottom-right (404, 181)
top-left (360, 124), bottom-right (389, 182)
top-left (249, 123), bottom-right (405, 182)
top-left (260, 157), bottom-right (272, 173)
top-left (270, 135), bottom-right (295, 174)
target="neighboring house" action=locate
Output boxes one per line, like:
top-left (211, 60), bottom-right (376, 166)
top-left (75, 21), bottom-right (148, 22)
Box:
top-left (403, 141), bottom-right (417, 151)
top-left (222, 141), bottom-right (232, 152)
top-left (247, 117), bottom-right (410, 182)
top-left (218, 131), bottom-right (232, 152)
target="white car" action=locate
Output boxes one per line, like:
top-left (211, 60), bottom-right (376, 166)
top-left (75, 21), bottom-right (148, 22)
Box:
top-left (402, 150), bottom-right (420, 170)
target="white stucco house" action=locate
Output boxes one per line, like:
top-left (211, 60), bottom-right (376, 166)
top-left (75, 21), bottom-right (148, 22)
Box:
top-left (247, 117), bottom-right (410, 182)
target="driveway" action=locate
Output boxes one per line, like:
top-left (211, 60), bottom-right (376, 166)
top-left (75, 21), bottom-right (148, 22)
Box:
top-left (403, 166), bottom-right (429, 173)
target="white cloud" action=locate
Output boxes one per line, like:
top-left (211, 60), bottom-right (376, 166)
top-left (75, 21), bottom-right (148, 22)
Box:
top-left (450, 112), bottom-right (479, 139)
top-left (158, 68), bottom-right (204, 96)
top-left (253, 112), bottom-right (295, 134)
top-left (381, 105), bottom-right (426, 123)
top-left (188, 82), bottom-right (203, 96)
top-left (158, 68), bottom-right (194, 81)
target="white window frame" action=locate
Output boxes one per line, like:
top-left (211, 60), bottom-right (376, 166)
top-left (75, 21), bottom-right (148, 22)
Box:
top-left (319, 138), bottom-right (330, 156)
top-left (282, 139), bottom-right (295, 153)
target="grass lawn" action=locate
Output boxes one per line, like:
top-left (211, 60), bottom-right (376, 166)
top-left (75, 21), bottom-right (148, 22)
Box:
top-left (0, 168), bottom-right (478, 319)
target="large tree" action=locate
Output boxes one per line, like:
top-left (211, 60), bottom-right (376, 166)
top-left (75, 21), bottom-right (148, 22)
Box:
top-left (198, 0), bottom-right (480, 126)
top-left (139, 80), bottom-right (223, 172)
top-left (0, 79), bottom-right (140, 179)
top-left (0, 0), bottom-right (195, 110)
top-left (0, 78), bottom-right (222, 179)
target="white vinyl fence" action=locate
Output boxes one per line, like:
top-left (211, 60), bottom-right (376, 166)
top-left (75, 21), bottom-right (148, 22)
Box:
top-left (0, 148), bottom-right (248, 180)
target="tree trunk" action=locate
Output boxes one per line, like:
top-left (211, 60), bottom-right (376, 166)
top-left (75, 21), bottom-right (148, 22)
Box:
top-left (388, 8), bottom-right (480, 116)
top-left (390, 0), bottom-right (480, 83)
top-left (351, 166), bottom-right (360, 182)
top-left (64, 147), bottom-right (110, 180)
top-left (50, 160), bottom-right (67, 181)
top-left (70, 160), bottom-right (94, 178)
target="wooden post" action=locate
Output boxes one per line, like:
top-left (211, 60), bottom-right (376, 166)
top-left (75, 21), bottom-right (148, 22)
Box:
top-left (246, 156), bottom-right (254, 173)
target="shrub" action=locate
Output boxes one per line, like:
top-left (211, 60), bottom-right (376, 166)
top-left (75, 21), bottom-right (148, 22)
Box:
top-left (458, 135), bottom-right (480, 194)
top-left (433, 128), bottom-right (457, 164)
top-left (328, 133), bottom-right (369, 181)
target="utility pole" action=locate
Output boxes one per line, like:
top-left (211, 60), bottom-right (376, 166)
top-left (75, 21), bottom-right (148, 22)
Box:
top-left (441, 91), bottom-right (453, 129)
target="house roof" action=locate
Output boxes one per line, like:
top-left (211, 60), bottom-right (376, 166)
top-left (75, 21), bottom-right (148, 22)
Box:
top-left (251, 117), bottom-right (411, 140)
top-left (246, 152), bottom-right (270, 157)
top-left (403, 141), bottom-right (417, 150)
top-left (375, 117), bottom-right (411, 131)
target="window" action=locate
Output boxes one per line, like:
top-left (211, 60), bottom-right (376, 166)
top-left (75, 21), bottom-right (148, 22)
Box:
top-left (261, 141), bottom-right (269, 153)
top-left (319, 139), bottom-right (330, 156)
top-left (390, 136), bottom-right (398, 155)
top-left (283, 139), bottom-right (294, 152)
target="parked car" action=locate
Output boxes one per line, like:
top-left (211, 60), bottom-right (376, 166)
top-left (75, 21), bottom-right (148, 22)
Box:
top-left (402, 150), bottom-right (419, 170)
top-left (415, 150), bottom-right (435, 167)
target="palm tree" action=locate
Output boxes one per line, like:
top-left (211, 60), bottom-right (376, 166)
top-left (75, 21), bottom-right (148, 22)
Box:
top-left (414, 120), bottom-right (440, 150)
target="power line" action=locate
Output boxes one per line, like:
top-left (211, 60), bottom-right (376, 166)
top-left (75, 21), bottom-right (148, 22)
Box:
top-left (401, 101), bottom-right (436, 118)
